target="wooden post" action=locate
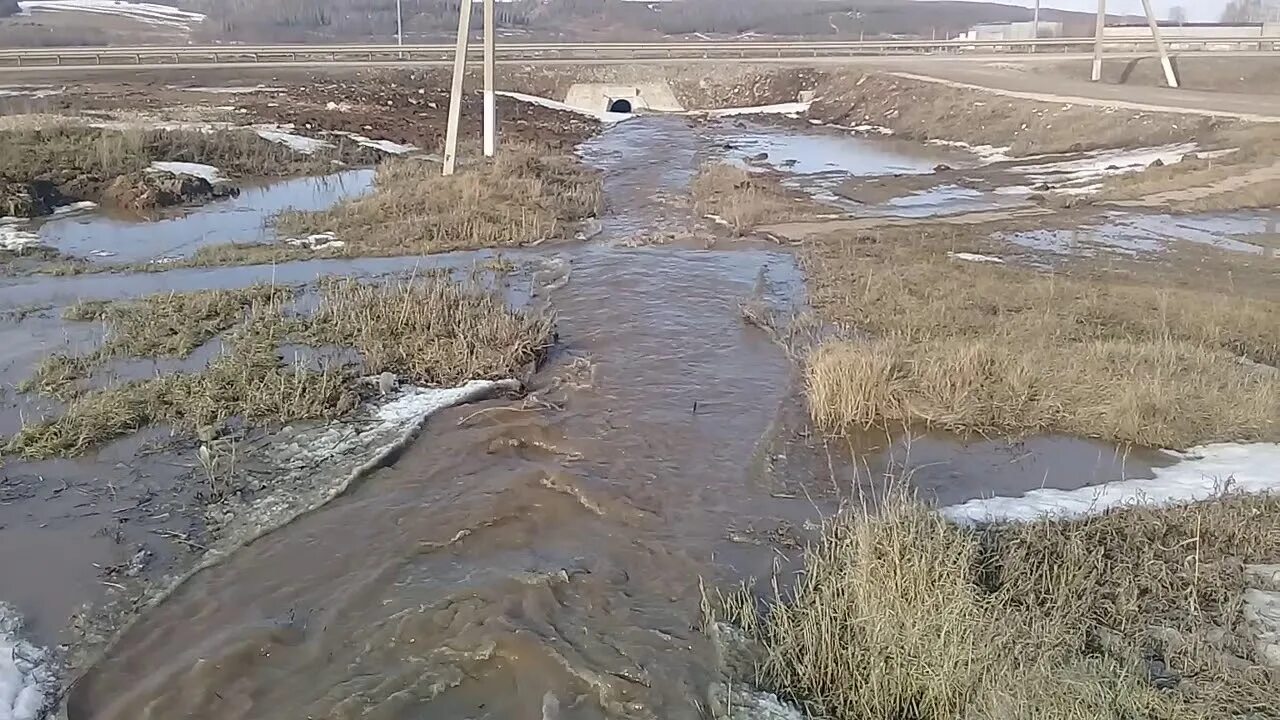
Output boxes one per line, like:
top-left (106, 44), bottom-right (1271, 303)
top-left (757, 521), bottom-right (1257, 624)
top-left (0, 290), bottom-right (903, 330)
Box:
top-left (1091, 0), bottom-right (1105, 81)
top-left (483, 0), bottom-right (497, 157)
top-left (1140, 0), bottom-right (1179, 88)
top-left (443, 0), bottom-right (474, 176)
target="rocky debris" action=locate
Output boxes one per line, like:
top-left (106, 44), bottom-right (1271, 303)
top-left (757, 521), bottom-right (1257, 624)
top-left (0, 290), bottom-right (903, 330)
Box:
top-left (0, 180), bottom-right (65, 219)
top-left (101, 171), bottom-right (238, 212)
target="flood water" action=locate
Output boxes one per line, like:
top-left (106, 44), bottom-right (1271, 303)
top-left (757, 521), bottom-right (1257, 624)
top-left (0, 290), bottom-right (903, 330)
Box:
top-left (1, 117), bottom-right (1175, 719)
top-left (1005, 209), bottom-right (1280, 257)
top-left (29, 169), bottom-right (375, 264)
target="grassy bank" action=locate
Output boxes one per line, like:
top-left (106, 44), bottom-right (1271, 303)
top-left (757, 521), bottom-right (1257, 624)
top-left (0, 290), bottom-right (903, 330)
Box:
top-left (274, 141), bottom-right (601, 254)
top-left (8, 275), bottom-right (552, 459)
top-left (811, 72), bottom-right (1220, 156)
top-left (0, 125), bottom-right (379, 217)
top-left (802, 226), bottom-right (1280, 448)
top-left (727, 490), bottom-right (1280, 720)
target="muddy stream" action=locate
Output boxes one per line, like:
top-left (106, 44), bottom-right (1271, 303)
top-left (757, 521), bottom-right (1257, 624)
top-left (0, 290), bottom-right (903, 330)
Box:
top-left (23, 117), bottom-right (1165, 719)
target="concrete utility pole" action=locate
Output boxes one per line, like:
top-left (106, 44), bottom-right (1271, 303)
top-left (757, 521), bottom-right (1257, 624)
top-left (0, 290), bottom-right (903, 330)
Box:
top-left (1091, 0), bottom-right (1105, 81)
top-left (483, 0), bottom-right (497, 157)
top-left (1032, 0), bottom-right (1040, 52)
top-left (1140, 0), bottom-right (1180, 88)
top-left (443, 0), bottom-right (474, 176)
top-left (396, 0), bottom-right (403, 46)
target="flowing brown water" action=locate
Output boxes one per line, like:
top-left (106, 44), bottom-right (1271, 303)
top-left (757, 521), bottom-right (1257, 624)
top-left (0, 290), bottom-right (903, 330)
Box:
top-left (65, 117), bottom-right (1167, 719)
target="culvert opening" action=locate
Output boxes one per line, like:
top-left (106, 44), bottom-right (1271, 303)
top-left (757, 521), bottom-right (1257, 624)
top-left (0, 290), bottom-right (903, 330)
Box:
top-left (608, 98), bottom-right (633, 114)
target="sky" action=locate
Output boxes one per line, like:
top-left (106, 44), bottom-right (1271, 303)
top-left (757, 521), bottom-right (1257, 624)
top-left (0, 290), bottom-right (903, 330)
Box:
top-left (919, 0), bottom-right (1229, 22)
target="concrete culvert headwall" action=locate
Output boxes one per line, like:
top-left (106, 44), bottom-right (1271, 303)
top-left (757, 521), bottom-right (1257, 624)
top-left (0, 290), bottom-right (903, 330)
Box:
top-left (565, 82), bottom-right (684, 114)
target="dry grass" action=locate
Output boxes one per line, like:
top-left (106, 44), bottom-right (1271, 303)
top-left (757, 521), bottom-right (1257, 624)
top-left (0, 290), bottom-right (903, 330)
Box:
top-left (691, 162), bottom-right (817, 235)
top-left (275, 141), bottom-right (601, 254)
top-left (299, 275), bottom-right (554, 386)
top-left (728, 489), bottom-right (1280, 720)
top-left (7, 274), bottom-right (553, 459)
top-left (802, 227), bottom-right (1280, 448)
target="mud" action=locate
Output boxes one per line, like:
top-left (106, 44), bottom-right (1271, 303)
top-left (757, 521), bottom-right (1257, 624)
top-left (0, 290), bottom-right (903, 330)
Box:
top-left (100, 171), bottom-right (236, 214)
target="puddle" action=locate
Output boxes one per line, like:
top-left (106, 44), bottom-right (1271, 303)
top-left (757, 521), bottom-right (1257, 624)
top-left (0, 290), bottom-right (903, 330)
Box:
top-left (27, 169), bottom-right (375, 264)
top-left (1006, 209), bottom-right (1280, 257)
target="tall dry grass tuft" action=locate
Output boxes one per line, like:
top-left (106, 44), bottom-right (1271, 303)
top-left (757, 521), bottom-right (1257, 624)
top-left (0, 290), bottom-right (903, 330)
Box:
top-left (734, 489), bottom-right (1280, 720)
top-left (692, 162), bottom-right (813, 235)
top-left (275, 141), bottom-right (601, 253)
top-left (802, 227), bottom-right (1280, 448)
top-left (301, 275), bottom-right (555, 386)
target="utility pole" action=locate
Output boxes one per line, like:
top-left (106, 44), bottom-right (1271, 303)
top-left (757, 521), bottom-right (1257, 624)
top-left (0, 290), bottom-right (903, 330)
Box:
top-left (483, 0), bottom-right (497, 157)
top-left (443, 0), bottom-right (473, 176)
top-left (1140, 0), bottom-right (1179, 87)
top-left (1032, 0), bottom-right (1040, 52)
top-left (396, 0), bottom-right (403, 47)
top-left (1091, 0), bottom-right (1105, 81)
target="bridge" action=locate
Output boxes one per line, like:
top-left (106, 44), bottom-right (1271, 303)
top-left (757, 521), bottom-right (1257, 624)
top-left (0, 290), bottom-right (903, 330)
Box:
top-left (1, 37), bottom-right (1277, 69)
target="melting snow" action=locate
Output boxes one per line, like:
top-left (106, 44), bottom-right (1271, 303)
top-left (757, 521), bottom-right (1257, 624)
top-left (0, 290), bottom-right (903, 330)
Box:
top-left (851, 124), bottom-right (895, 135)
top-left (1015, 143), bottom-right (1197, 186)
top-left (376, 380), bottom-right (519, 424)
top-left (0, 226), bottom-right (42, 251)
top-left (0, 604), bottom-right (55, 720)
top-left (700, 101), bottom-right (813, 118)
top-left (16, 1), bottom-right (205, 28)
top-left (927, 139), bottom-right (1013, 163)
top-left (254, 127), bottom-right (333, 154)
top-left (944, 443), bottom-right (1280, 524)
top-left (284, 232), bottom-right (345, 251)
top-left (947, 251), bottom-right (1004, 264)
top-left (495, 91), bottom-right (632, 122)
top-left (177, 85), bottom-right (283, 94)
top-left (327, 131), bottom-right (415, 155)
top-left (148, 160), bottom-right (223, 183)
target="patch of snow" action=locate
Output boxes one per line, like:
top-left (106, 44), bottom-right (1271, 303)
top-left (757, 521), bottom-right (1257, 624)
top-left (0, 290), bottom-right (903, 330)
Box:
top-left (284, 232), bottom-right (344, 251)
top-left (148, 161), bottom-right (223, 183)
top-left (704, 213), bottom-right (730, 227)
top-left (495, 91), bottom-right (632, 123)
top-left (851, 124), bottom-right (895, 136)
top-left (947, 251), bottom-right (1005, 264)
top-left (326, 131), bottom-right (415, 155)
top-left (994, 185), bottom-right (1034, 196)
top-left (1015, 143), bottom-right (1198, 185)
top-left (1054, 183), bottom-right (1105, 196)
top-left (17, 1), bottom-right (205, 29)
top-left (944, 443), bottom-right (1280, 524)
top-left (88, 249), bottom-right (117, 258)
top-left (700, 101), bottom-right (813, 118)
top-left (1196, 148), bottom-right (1239, 160)
top-left (177, 85), bottom-right (283, 94)
top-left (0, 603), bottom-right (56, 720)
top-left (253, 127), bottom-right (333, 154)
top-left (927, 139), bottom-right (1013, 163)
top-left (0, 86), bottom-right (62, 99)
top-left (50, 201), bottom-right (97, 216)
top-left (377, 380), bottom-right (518, 424)
top-left (0, 226), bottom-right (42, 251)
top-left (325, 101), bottom-right (354, 112)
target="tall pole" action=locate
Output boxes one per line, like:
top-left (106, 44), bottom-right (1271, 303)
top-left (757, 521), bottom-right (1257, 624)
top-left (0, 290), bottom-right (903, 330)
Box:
top-left (443, 0), bottom-right (473, 176)
top-left (483, 0), bottom-right (497, 157)
top-left (1032, 0), bottom-right (1040, 52)
top-left (1140, 0), bottom-right (1180, 88)
top-left (1091, 0), bottom-right (1105, 81)
top-left (396, 0), bottom-right (403, 46)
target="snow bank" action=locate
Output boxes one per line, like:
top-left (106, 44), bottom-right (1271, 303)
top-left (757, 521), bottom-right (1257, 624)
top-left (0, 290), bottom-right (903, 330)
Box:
top-left (0, 604), bottom-right (55, 720)
top-left (17, 1), bottom-right (205, 29)
top-left (698, 101), bottom-right (814, 118)
top-left (495, 91), bottom-right (632, 123)
top-left (148, 161), bottom-right (222, 183)
top-left (944, 442), bottom-right (1280, 524)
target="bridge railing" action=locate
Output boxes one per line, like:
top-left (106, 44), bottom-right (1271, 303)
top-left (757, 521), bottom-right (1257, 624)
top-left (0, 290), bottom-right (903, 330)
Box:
top-left (1, 37), bottom-right (1277, 67)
